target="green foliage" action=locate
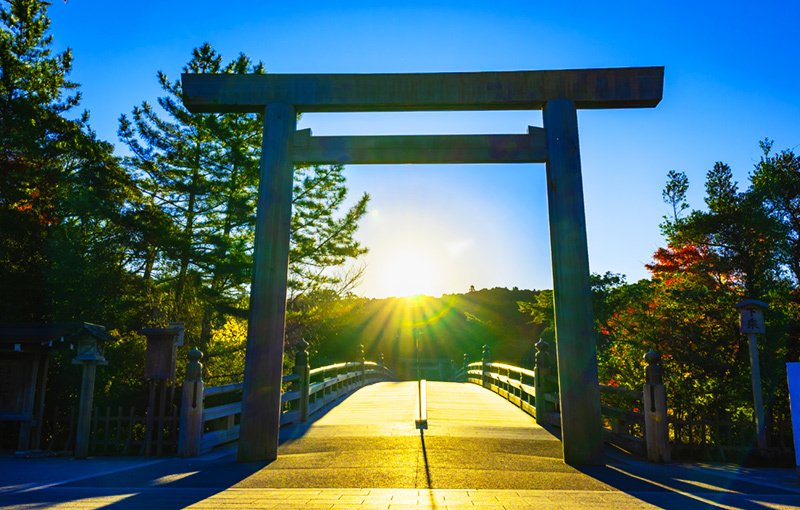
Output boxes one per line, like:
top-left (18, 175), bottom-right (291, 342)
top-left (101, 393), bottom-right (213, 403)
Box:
top-left (0, 0), bottom-right (138, 324)
top-left (517, 290), bottom-right (554, 343)
top-left (0, 0), bottom-right (157, 417)
top-left (600, 272), bottom-right (747, 409)
top-left (201, 314), bottom-right (248, 386)
top-left (517, 272), bottom-right (626, 347)
top-left (751, 140), bottom-right (800, 285)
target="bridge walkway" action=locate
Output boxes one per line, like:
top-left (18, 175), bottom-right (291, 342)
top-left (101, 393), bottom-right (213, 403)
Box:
top-left (1, 382), bottom-right (798, 509)
top-left (273, 381), bottom-right (568, 489)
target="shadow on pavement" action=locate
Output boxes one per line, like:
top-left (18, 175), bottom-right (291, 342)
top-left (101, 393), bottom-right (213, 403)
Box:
top-left (0, 393), bottom-right (356, 510)
top-left (0, 455), bottom-right (271, 509)
top-left (579, 460), bottom-right (799, 510)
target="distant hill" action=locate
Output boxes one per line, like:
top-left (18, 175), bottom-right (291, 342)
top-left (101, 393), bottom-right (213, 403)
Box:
top-left (310, 287), bottom-right (547, 379)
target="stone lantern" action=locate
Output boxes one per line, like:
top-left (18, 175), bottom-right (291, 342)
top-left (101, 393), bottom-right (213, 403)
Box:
top-left (74, 336), bottom-right (107, 362)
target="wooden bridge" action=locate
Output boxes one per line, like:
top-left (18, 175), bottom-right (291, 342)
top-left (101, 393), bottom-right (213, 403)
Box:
top-left (184, 371), bottom-right (627, 490)
top-left (243, 380), bottom-right (577, 489)
top-left (180, 341), bottom-right (671, 468)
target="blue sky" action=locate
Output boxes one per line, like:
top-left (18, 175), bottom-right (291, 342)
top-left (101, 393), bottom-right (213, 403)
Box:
top-left (48, 1), bottom-right (800, 298)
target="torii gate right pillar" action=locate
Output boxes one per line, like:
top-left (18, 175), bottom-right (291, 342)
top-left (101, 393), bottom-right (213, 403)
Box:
top-left (543, 99), bottom-right (604, 465)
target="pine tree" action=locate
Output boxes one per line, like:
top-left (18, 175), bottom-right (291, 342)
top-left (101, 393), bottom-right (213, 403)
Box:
top-left (751, 139), bottom-right (800, 285)
top-left (119, 44), bottom-right (369, 349)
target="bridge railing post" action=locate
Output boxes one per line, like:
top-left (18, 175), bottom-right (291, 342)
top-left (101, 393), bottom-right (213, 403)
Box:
top-left (357, 344), bottom-right (365, 387)
top-left (643, 350), bottom-right (671, 463)
top-left (291, 339), bottom-right (310, 422)
top-left (534, 339), bottom-right (551, 426)
top-left (324, 366), bottom-right (331, 400)
top-left (481, 344), bottom-right (491, 389)
top-left (463, 353), bottom-right (469, 382)
top-left (179, 348), bottom-right (204, 458)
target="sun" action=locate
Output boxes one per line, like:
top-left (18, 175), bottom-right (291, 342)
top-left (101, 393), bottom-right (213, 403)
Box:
top-left (380, 251), bottom-right (437, 298)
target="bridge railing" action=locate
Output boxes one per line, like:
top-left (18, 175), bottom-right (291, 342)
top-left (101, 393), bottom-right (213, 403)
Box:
top-left (307, 360), bottom-right (393, 416)
top-left (178, 342), bottom-right (393, 457)
top-left (458, 342), bottom-right (670, 463)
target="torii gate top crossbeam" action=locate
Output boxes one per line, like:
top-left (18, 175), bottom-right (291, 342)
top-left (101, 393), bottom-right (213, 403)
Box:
top-left (182, 67), bottom-right (663, 114)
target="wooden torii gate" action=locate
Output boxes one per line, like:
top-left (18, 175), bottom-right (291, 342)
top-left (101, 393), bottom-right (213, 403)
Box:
top-left (181, 67), bottom-right (664, 466)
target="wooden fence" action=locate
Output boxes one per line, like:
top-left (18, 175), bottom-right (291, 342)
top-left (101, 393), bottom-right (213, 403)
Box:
top-left (37, 404), bottom-right (177, 456)
top-left (669, 410), bottom-right (794, 461)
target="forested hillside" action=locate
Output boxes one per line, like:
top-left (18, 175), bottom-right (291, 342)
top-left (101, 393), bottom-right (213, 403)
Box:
top-left (308, 287), bottom-right (545, 372)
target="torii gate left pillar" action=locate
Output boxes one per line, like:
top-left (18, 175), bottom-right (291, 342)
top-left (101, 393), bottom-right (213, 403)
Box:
top-left (238, 102), bottom-right (296, 462)
top-left (182, 67), bottom-right (664, 465)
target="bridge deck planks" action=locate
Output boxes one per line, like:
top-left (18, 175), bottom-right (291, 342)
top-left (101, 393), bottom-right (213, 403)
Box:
top-left (286, 381), bottom-right (555, 438)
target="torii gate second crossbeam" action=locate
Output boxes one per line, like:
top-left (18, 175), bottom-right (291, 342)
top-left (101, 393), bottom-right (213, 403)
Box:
top-left (181, 66), bottom-right (664, 466)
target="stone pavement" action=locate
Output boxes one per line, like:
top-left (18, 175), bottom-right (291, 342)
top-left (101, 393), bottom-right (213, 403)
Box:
top-left (1, 382), bottom-right (798, 509)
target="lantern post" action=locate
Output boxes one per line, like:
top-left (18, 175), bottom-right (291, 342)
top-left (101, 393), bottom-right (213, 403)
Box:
top-left (735, 299), bottom-right (768, 450)
top-left (73, 331), bottom-right (110, 459)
